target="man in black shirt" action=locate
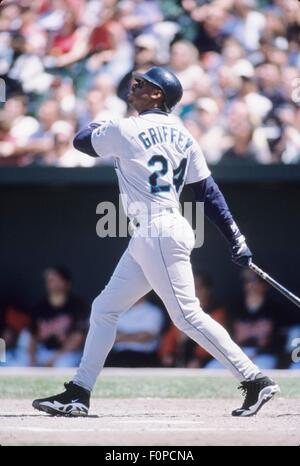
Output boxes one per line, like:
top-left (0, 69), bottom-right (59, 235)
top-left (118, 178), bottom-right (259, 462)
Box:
top-left (29, 267), bottom-right (87, 367)
top-left (232, 269), bottom-right (284, 369)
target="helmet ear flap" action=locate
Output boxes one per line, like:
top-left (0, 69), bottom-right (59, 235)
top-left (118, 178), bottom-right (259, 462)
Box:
top-left (162, 101), bottom-right (170, 113)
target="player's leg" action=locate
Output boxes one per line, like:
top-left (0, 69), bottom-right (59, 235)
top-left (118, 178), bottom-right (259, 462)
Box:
top-left (33, 248), bottom-right (151, 416)
top-left (130, 214), bottom-right (279, 415)
top-left (73, 248), bottom-right (152, 391)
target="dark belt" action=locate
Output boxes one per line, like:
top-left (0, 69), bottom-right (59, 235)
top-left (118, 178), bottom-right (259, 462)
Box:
top-left (132, 207), bottom-right (176, 228)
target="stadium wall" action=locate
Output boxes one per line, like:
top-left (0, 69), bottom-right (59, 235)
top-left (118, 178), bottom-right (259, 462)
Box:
top-left (1, 166), bottom-right (300, 309)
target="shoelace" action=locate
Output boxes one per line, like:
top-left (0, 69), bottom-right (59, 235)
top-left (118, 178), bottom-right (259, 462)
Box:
top-left (238, 381), bottom-right (258, 408)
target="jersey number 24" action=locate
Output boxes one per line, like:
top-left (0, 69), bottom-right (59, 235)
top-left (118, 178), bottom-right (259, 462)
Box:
top-left (148, 155), bottom-right (187, 194)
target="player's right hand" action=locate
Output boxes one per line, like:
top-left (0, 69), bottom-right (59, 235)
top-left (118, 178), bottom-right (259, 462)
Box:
top-left (231, 235), bottom-right (252, 267)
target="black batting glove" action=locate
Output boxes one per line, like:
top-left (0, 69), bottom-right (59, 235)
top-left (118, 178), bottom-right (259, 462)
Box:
top-left (231, 234), bottom-right (252, 267)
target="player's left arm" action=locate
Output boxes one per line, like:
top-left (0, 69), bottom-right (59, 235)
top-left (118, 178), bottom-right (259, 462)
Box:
top-left (189, 175), bottom-right (252, 267)
top-left (185, 139), bottom-right (252, 267)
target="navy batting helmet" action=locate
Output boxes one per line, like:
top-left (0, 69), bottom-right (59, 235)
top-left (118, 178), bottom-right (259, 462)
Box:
top-left (132, 67), bottom-right (183, 112)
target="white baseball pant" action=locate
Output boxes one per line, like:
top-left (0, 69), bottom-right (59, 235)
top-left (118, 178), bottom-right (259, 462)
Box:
top-left (73, 211), bottom-right (259, 391)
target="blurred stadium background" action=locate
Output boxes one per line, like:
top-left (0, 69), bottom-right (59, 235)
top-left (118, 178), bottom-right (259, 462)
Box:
top-left (0, 0), bottom-right (299, 371)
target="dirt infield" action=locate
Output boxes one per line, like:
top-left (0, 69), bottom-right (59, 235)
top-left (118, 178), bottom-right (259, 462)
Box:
top-left (0, 397), bottom-right (299, 446)
top-left (0, 369), bottom-right (299, 446)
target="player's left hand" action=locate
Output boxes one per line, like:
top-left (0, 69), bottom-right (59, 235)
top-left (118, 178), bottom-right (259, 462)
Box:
top-left (231, 235), bottom-right (252, 267)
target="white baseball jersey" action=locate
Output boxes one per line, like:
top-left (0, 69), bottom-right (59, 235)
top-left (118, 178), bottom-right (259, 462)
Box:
top-left (91, 111), bottom-right (211, 218)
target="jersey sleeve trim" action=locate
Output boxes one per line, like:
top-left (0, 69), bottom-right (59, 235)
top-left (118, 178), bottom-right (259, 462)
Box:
top-left (185, 170), bottom-right (211, 185)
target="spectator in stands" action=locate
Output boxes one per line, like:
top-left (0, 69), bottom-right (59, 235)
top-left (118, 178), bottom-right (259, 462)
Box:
top-left (0, 300), bottom-right (31, 366)
top-left (45, 119), bottom-right (95, 166)
top-left (220, 100), bottom-right (270, 164)
top-left (232, 269), bottom-right (283, 369)
top-left (93, 74), bottom-right (127, 118)
top-left (183, 97), bottom-right (227, 164)
top-left (21, 99), bottom-right (60, 164)
top-left (159, 272), bottom-right (228, 368)
top-left (229, 0), bottom-right (266, 52)
top-left (0, 98), bottom-right (62, 165)
top-left (221, 37), bottom-right (246, 68)
top-left (191, 3), bottom-right (229, 55)
top-left (45, 9), bottom-right (90, 69)
top-left (51, 77), bottom-right (78, 118)
top-left (79, 86), bottom-right (125, 129)
top-left (256, 63), bottom-right (286, 109)
top-left (4, 94), bottom-right (39, 145)
top-left (0, 112), bottom-right (16, 166)
top-left (117, 0), bottom-right (163, 36)
top-left (233, 61), bottom-right (273, 123)
top-left (275, 104), bottom-right (300, 164)
top-left (29, 266), bottom-right (87, 367)
top-left (0, 33), bottom-right (25, 97)
top-left (79, 89), bottom-right (111, 126)
top-left (0, 1), bottom-right (23, 35)
top-left (169, 40), bottom-right (204, 109)
top-left (117, 33), bottom-right (160, 103)
top-left (106, 295), bottom-right (164, 367)
top-left (7, 33), bottom-right (55, 96)
top-left (87, 0), bottom-right (125, 54)
top-left (84, 1), bottom-right (132, 86)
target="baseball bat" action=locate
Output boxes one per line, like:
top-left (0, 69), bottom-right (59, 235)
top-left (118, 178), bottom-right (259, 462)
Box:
top-left (249, 262), bottom-right (300, 309)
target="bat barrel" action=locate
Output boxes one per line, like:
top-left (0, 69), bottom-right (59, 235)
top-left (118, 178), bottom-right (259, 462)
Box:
top-left (249, 262), bottom-right (300, 309)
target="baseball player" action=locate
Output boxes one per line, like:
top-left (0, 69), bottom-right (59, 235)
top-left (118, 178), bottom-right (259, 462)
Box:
top-left (33, 67), bottom-right (279, 417)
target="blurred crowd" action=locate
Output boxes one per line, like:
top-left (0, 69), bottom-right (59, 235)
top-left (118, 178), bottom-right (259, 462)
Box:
top-left (0, 0), bottom-right (299, 166)
top-left (1, 265), bottom-right (299, 369)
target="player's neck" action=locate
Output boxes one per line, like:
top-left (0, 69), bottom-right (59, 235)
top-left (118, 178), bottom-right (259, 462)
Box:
top-left (139, 108), bottom-right (169, 116)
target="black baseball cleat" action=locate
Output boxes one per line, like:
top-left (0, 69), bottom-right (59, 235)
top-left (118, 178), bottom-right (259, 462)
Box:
top-left (232, 375), bottom-right (280, 417)
top-left (32, 382), bottom-right (90, 417)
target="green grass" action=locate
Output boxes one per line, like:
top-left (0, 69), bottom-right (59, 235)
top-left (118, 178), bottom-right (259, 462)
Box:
top-left (0, 375), bottom-right (299, 399)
